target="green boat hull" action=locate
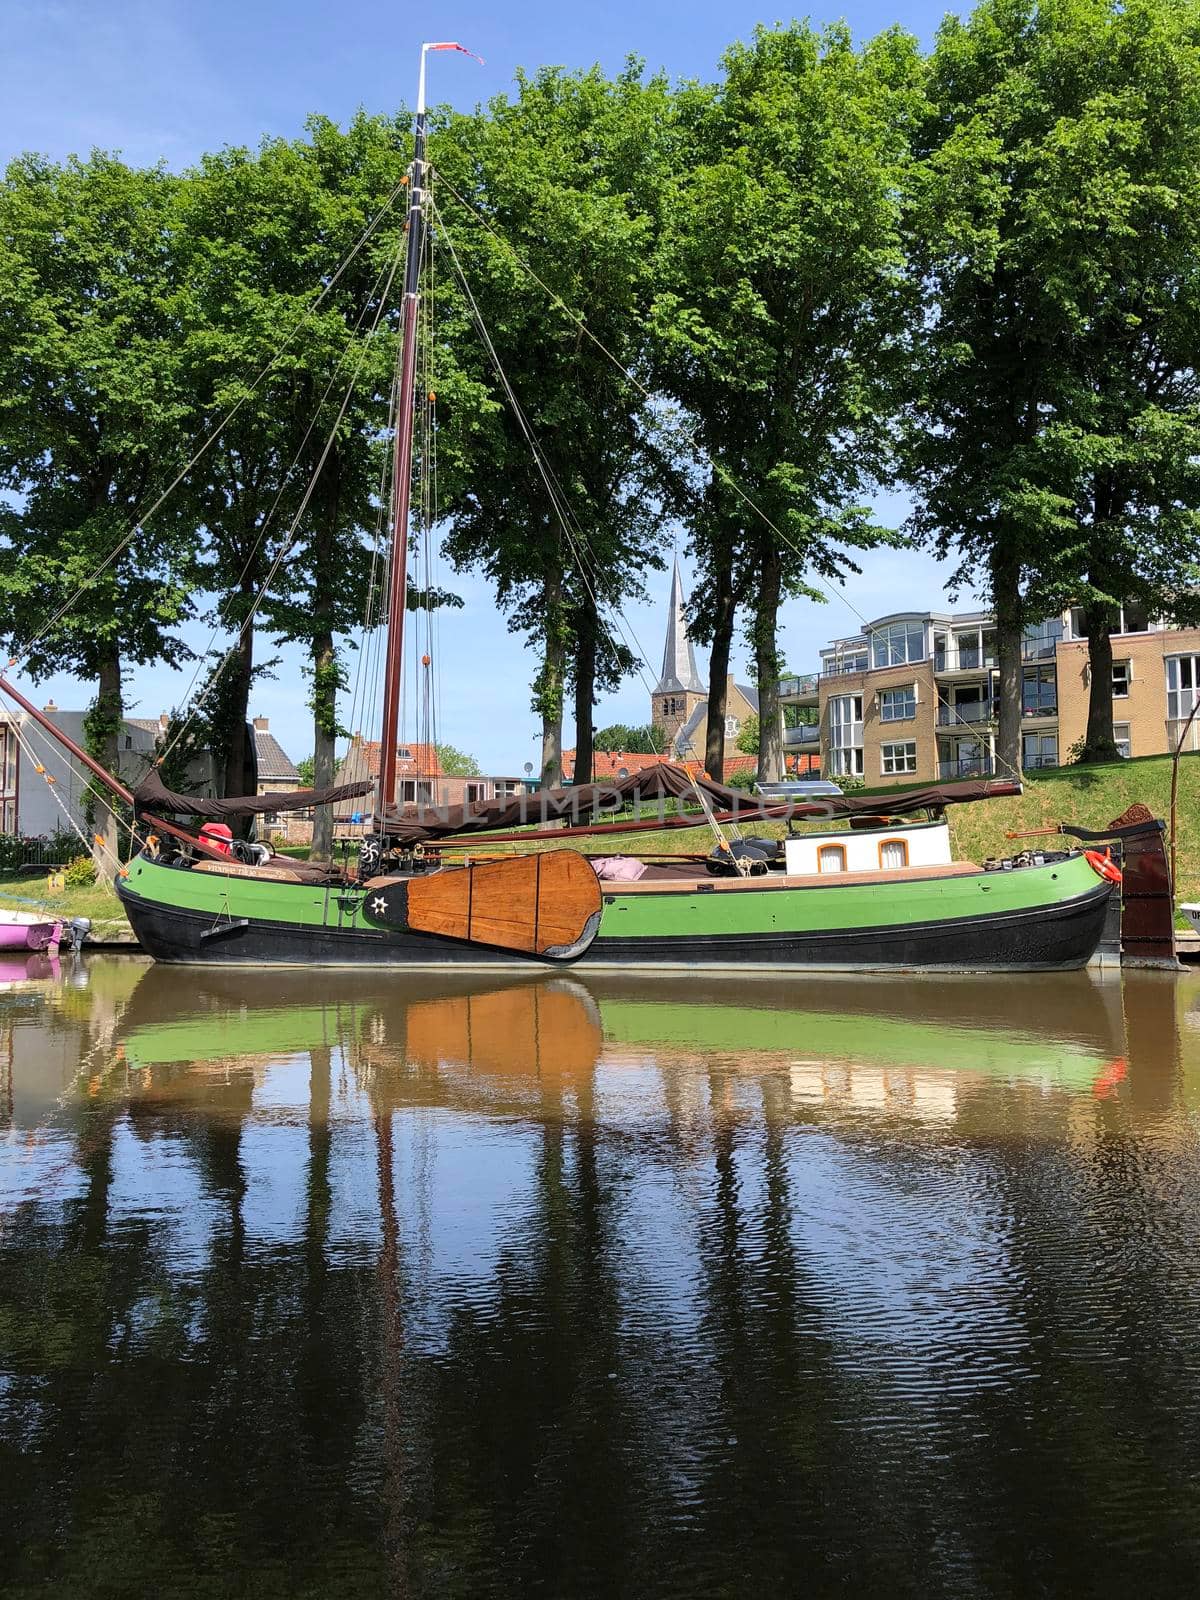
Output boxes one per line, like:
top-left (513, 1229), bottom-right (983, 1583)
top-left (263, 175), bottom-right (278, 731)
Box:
top-left (115, 850), bottom-right (1114, 972)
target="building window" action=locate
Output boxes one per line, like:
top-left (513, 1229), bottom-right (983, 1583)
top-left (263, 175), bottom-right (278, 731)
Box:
top-left (828, 694), bottom-right (863, 778)
top-left (871, 620), bottom-right (925, 669)
top-left (1166, 655), bottom-right (1200, 750)
top-left (1022, 666), bottom-right (1057, 715)
top-left (881, 741), bottom-right (918, 776)
top-left (724, 714), bottom-right (739, 739)
top-left (879, 838), bottom-right (908, 869)
top-left (1023, 619), bottom-right (1063, 659)
top-left (1112, 661), bottom-right (1131, 698)
top-left (818, 844), bottom-right (846, 874)
top-left (829, 746), bottom-right (864, 778)
top-left (879, 686), bottom-right (916, 722)
top-left (1113, 723), bottom-right (1132, 760)
top-left (400, 780), bottom-right (434, 804)
top-left (1023, 732), bottom-right (1058, 769)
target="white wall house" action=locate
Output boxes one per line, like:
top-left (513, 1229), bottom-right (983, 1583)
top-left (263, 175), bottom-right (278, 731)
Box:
top-left (0, 704), bottom-right (167, 840)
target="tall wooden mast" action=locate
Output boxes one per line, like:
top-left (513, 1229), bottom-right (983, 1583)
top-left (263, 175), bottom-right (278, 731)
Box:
top-left (378, 42), bottom-right (480, 813)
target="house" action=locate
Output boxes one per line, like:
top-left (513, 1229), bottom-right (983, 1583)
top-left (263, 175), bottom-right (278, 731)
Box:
top-left (331, 734), bottom-right (531, 821)
top-left (779, 606), bottom-right (1200, 785)
top-left (251, 717), bottom-right (301, 805)
top-left (0, 702), bottom-right (169, 840)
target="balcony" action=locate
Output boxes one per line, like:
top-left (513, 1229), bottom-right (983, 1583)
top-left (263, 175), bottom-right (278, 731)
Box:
top-left (934, 649), bottom-right (997, 676)
top-left (937, 702), bottom-right (994, 726)
top-left (1022, 637), bottom-right (1061, 662)
top-left (778, 674), bottom-right (819, 702)
top-left (1021, 702), bottom-right (1058, 720)
top-left (938, 757), bottom-right (995, 780)
top-left (783, 723), bottom-right (820, 747)
top-left (1023, 754), bottom-right (1059, 770)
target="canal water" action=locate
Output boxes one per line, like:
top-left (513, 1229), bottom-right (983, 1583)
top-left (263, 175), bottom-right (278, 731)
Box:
top-left (2, 959), bottom-right (1199, 1598)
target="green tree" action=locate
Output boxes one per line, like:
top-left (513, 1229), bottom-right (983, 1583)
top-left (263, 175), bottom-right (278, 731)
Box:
top-left (651, 23), bottom-right (919, 781)
top-left (436, 64), bottom-right (674, 789)
top-left (435, 743), bottom-right (481, 776)
top-left (295, 754), bottom-right (316, 788)
top-left (593, 722), bottom-right (665, 755)
top-left (910, 0), bottom-right (1200, 771)
top-left (735, 713), bottom-right (759, 755)
top-left (0, 153), bottom-right (197, 875)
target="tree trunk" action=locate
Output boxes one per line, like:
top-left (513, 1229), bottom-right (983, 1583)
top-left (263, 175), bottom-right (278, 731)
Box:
top-left (754, 542), bottom-right (784, 784)
top-left (1081, 602), bottom-right (1118, 762)
top-left (990, 541), bottom-right (1022, 778)
top-left (221, 603), bottom-right (255, 805)
top-left (90, 646), bottom-right (122, 884)
top-left (704, 550), bottom-right (736, 782)
top-left (538, 567), bottom-right (565, 789)
top-left (572, 601), bottom-right (596, 788)
top-left (309, 456), bottom-right (340, 863)
top-left (310, 631), bottom-right (337, 862)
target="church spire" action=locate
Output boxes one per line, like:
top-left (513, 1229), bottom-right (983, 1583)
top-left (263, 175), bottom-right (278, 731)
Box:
top-left (654, 557), bottom-right (704, 695)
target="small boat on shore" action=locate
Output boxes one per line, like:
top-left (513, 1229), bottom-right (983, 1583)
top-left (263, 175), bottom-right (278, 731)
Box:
top-left (0, 911), bottom-right (62, 953)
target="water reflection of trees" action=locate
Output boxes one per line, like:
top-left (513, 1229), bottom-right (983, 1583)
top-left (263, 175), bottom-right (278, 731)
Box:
top-left (0, 964), bottom-right (1198, 1593)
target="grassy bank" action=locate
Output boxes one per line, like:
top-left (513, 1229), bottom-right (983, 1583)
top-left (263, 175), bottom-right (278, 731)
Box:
top-left (0, 876), bottom-right (130, 937)
top-left (503, 753), bottom-right (1200, 906)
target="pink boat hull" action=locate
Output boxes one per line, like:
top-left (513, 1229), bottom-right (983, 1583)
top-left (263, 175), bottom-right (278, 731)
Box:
top-left (0, 918), bottom-right (62, 951)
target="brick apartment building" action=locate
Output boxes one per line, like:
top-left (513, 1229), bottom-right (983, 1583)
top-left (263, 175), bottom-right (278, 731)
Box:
top-left (780, 605), bottom-right (1200, 785)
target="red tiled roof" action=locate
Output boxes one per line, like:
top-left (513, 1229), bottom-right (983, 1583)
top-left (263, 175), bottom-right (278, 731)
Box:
top-left (341, 740), bottom-right (443, 778)
top-left (561, 749), bottom-right (667, 781)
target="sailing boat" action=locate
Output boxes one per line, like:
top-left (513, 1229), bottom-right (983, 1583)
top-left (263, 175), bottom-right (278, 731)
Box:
top-left (0, 43), bottom-right (1126, 973)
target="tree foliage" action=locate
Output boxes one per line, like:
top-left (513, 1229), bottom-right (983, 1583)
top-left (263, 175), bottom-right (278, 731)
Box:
top-left (650, 23), bottom-right (920, 780)
top-left (435, 744), bottom-right (481, 776)
top-left (910, 0), bottom-right (1200, 768)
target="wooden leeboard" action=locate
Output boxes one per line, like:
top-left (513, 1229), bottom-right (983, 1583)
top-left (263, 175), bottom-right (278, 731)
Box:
top-left (404, 852), bottom-right (603, 958)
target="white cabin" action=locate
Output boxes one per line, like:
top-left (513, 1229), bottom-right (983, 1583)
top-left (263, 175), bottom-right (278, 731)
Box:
top-left (783, 820), bottom-right (952, 876)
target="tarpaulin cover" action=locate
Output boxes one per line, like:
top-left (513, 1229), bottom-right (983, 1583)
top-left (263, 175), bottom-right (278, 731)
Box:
top-left (375, 764), bottom-right (1021, 843)
top-left (134, 766), bottom-right (374, 819)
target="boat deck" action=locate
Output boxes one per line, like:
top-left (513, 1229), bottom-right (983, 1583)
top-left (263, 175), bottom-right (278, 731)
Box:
top-left (611, 861), bottom-right (985, 893)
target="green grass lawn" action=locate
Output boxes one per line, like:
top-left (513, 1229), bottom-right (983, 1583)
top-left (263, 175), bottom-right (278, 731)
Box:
top-left (0, 873), bottom-right (130, 935)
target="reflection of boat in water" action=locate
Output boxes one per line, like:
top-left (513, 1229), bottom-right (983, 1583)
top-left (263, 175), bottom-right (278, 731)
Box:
top-left (0, 952), bottom-right (61, 988)
top-left (113, 964), bottom-right (1127, 1107)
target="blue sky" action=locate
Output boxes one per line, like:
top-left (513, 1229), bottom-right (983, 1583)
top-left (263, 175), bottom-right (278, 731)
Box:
top-left (1, 0), bottom-right (970, 773)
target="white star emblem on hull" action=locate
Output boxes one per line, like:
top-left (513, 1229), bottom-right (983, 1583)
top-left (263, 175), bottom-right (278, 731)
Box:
top-left (371, 896), bottom-right (388, 916)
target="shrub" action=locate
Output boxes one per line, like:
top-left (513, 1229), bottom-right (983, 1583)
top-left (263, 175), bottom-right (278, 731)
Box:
top-left (64, 854), bottom-right (97, 888)
top-left (728, 767), bottom-right (759, 790)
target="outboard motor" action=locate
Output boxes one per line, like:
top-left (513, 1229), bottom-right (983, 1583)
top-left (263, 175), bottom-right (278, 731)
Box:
top-left (62, 917), bottom-right (91, 954)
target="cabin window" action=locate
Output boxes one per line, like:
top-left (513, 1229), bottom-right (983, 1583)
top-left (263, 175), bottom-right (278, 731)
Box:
top-left (881, 741), bottom-right (918, 776)
top-left (879, 838), bottom-right (908, 869)
top-left (879, 686), bottom-right (916, 722)
top-left (817, 844), bottom-right (846, 874)
top-left (1112, 660), bottom-right (1131, 698)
